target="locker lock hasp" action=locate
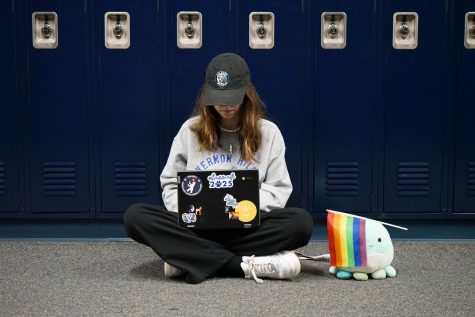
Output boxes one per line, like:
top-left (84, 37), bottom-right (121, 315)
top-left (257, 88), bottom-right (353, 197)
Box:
top-left (32, 12), bottom-right (58, 49)
top-left (465, 12), bottom-right (475, 49)
top-left (105, 12), bottom-right (130, 49)
top-left (249, 12), bottom-right (274, 49)
top-left (177, 12), bottom-right (202, 49)
top-left (321, 12), bottom-right (347, 49)
top-left (393, 12), bottom-right (418, 49)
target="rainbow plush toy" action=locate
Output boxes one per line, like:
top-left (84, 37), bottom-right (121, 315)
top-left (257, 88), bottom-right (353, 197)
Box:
top-left (325, 209), bottom-right (407, 281)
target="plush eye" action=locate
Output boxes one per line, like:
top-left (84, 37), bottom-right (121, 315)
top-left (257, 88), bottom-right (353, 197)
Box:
top-left (378, 238), bottom-right (382, 242)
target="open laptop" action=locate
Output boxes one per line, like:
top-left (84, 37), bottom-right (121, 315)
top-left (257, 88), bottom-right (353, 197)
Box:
top-left (177, 170), bottom-right (260, 229)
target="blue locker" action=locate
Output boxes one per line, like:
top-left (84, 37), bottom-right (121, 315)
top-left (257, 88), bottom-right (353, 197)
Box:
top-left (4, 0), bottom-right (472, 220)
top-left (242, 0), bottom-right (305, 208)
top-left (168, 0), bottom-right (232, 144)
top-left (311, 0), bottom-right (379, 216)
top-left (453, 0), bottom-right (475, 214)
top-left (95, 0), bottom-right (161, 216)
top-left (0, 0), bottom-right (21, 216)
top-left (25, 0), bottom-right (92, 216)
top-left (382, 0), bottom-right (450, 215)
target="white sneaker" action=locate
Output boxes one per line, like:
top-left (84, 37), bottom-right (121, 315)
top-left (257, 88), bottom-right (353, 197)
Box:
top-left (240, 251), bottom-right (301, 284)
top-left (164, 262), bottom-right (183, 278)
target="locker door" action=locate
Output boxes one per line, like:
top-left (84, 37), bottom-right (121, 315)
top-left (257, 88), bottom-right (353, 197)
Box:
top-left (383, 0), bottom-right (450, 215)
top-left (0, 0), bottom-right (21, 216)
top-left (311, 0), bottom-right (379, 215)
top-left (242, 0), bottom-right (305, 208)
top-left (96, 0), bottom-right (160, 215)
top-left (168, 0), bottom-right (232, 143)
top-left (26, 0), bottom-right (92, 216)
top-left (453, 0), bottom-right (475, 214)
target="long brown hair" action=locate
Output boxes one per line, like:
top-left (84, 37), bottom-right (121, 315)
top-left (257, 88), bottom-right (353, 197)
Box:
top-left (190, 82), bottom-right (266, 162)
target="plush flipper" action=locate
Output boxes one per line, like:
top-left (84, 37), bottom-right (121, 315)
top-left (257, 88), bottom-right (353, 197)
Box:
top-left (353, 272), bottom-right (369, 281)
top-left (371, 268), bottom-right (387, 279)
top-left (336, 270), bottom-right (352, 279)
top-left (384, 265), bottom-right (396, 278)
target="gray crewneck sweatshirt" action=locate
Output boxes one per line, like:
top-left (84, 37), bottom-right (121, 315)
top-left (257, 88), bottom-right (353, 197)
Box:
top-left (160, 116), bottom-right (293, 212)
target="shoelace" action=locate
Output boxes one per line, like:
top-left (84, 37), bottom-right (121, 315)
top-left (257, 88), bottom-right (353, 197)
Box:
top-left (246, 255), bottom-right (276, 284)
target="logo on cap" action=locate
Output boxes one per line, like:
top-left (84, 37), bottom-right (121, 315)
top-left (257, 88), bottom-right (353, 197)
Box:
top-left (215, 71), bottom-right (230, 87)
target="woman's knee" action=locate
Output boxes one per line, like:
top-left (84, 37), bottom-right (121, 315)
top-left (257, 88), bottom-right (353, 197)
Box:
top-left (123, 203), bottom-right (149, 231)
top-left (289, 208), bottom-right (314, 239)
top-left (274, 208), bottom-right (314, 242)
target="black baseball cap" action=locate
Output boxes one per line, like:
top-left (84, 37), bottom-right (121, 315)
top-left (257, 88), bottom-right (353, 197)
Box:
top-left (204, 53), bottom-right (251, 106)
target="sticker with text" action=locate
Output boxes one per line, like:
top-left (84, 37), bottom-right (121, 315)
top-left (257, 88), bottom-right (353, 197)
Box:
top-left (207, 172), bottom-right (236, 189)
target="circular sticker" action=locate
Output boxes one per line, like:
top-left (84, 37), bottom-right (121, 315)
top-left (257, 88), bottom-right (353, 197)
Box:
top-left (181, 175), bottom-right (203, 196)
top-left (215, 71), bottom-right (230, 87)
top-left (236, 200), bottom-right (257, 223)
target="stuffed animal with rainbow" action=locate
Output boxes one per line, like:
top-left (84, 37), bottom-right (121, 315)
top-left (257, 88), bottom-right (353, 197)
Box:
top-left (327, 209), bottom-right (408, 280)
top-left (297, 209), bottom-right (408, 281)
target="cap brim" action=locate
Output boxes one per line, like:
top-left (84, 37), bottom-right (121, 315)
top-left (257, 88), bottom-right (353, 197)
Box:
top-left (204, 86), bottom-right (246, 106)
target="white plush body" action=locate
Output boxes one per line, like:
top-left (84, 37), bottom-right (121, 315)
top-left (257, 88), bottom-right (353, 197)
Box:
top-left (330, 220), bottom-right (396, 280)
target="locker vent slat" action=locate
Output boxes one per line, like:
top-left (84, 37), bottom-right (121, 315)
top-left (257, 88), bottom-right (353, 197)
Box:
top-left (43, 162), bottom-right (76, 196)
top-left (468, 162), bottom-right (475, 196)
top-left (397, 162), bottom-right (429, 196)
top-left (326, 162), bottom-right (359, 196)
top-left (114, 162), bottom-right (147, 196)
top-left (0, 162), bottom-right (5, 195)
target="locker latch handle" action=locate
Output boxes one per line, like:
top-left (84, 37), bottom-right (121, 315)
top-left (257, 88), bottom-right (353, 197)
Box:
top-left (256, 15), bottom-right (266, 39)
top-left (41, 15), bottom-right (53, 39)
top-left (328, 15), bottom-right (338, 39)
top-left (185, 15), bottom-right (195, 39)
top-left (113, 15), bottom-right (124, 39)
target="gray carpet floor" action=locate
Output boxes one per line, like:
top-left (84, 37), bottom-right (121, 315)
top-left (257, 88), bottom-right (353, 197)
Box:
top-left (1, 241), bottom-right (474, 317)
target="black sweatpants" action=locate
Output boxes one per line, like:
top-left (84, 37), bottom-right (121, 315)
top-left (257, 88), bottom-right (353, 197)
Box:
top-left (123, 203), bottom-right (314, 284)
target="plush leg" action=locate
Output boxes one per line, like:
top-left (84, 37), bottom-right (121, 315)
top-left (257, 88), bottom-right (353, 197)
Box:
top-left (336, 270), bottom-right (352, 279)
top-left (371, 268), bottom-right (387, 279)
top-left (384, 265), bottom-right (397, 278)
top-left (353, 272), bottom-right (369, 281)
